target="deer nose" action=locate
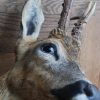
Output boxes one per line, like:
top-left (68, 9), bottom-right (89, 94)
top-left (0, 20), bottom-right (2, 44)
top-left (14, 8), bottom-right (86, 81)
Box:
top-left (51, 80), bottom-right (100, 100)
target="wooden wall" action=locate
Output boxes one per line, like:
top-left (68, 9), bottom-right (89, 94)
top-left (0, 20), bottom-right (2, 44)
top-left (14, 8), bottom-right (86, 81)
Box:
top-left (0, 0), bottom-right (100, 88)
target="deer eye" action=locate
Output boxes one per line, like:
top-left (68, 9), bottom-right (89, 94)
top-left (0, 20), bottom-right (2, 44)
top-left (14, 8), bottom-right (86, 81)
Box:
top-left (40, 43), bottom-right (59, 60)
top-left (41, 43), bottom-right (56, 54)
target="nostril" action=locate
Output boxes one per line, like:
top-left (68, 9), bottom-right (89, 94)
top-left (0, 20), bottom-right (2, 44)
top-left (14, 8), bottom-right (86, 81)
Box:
top-left (84, 84), bottom-right (93, 97)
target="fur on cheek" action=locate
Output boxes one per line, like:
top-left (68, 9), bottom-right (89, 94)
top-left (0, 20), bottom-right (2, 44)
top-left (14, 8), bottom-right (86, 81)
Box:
top-left (6, 65), bottom-right (55, 100)
top-left (6, 66), bottom-right (36, 99)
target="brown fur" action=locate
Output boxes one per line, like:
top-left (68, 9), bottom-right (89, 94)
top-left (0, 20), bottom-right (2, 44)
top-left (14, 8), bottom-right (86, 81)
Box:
top-left (0, 38), bottom-right (85, 100)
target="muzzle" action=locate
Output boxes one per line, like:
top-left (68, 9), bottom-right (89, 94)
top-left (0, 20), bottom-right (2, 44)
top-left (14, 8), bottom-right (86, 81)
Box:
top-left (51, 80), bottom-right (100, 100)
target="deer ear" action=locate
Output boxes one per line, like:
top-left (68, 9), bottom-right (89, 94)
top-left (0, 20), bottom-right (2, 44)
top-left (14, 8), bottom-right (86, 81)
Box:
top-left (16, 0), bottom-right (44, 60)
top-left (21, 0), bottom-right (44, 42)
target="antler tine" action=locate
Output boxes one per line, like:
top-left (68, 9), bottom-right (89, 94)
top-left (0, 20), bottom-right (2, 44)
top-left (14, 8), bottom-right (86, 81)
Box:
top-left (83, 1), bottom-right (96, 23)
top-left (58, 0), bottom-right (73, 31)
top-left (83, 1), bottom-right (95, 19)
top-left (71, 1), bottom-right (96, 47)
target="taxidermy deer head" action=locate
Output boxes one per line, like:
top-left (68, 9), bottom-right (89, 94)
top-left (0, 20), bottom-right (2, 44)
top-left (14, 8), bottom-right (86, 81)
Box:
top-left (0, 0), bottom-right (100, 100)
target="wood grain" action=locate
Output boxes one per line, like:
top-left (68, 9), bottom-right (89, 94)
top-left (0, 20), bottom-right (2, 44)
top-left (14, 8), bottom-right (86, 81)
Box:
top-left (0, 0), bottom-right (100, 88)
top-left (0, 53), bottom-right (15, 76)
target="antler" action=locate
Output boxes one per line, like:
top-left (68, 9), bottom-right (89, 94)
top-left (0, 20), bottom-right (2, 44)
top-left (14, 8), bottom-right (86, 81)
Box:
top-left (49, 0), bottom-right (73, 38)
top-left (49, 1), bottom-right (96, 60)
top-left (71, 1), bottom-right (96, 47)
top-left (69, 1), bottom-right (96, 60)
top-left (58, 0), bottom-right (73, 31)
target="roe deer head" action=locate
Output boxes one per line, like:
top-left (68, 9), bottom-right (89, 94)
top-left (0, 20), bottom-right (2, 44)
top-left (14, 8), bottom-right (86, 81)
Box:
top-left (0, 0), bottom-right (100, 100)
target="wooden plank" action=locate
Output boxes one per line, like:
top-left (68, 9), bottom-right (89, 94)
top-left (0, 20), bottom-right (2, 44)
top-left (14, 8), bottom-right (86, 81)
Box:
top-left (0, 38), bottom-right (17, 52)
top-left (0, 53), bottom-right (15, 76)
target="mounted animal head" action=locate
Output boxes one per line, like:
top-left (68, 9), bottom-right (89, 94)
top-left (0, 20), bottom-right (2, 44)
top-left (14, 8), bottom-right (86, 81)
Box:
top-left (6, 0), bottom-right (100, 100)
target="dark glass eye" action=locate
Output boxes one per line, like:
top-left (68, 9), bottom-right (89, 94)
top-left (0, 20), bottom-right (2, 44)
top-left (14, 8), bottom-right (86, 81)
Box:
top-left (41, 43), bottom-right (55, 54)
top-left (40, 43), bottom-right (59, 60)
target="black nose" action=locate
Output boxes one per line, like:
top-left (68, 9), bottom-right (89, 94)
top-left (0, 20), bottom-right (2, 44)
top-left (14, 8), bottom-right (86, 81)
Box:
top-left (51, 80), bottom-right (100, 100)
top-left (40, 43), bottom-right (59, 60)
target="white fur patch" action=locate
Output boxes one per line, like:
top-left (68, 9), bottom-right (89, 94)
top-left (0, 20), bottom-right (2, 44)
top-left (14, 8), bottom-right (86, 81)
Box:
top-left (72, 94), bottom-right (88, 100)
